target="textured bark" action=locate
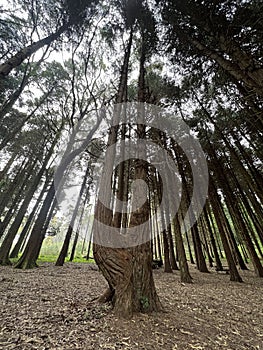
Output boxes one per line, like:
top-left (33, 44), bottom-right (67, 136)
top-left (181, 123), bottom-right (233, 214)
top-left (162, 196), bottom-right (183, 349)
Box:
top-left (94, 28), bottom-right (162, 317)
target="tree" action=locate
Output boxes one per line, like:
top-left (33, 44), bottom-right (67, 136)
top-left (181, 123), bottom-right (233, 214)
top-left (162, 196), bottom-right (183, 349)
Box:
top-left (0, 0), bottom-right (99, 79)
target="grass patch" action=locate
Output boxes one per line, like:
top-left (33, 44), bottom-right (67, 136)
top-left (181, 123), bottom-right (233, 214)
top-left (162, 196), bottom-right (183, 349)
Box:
top-left (37, 254), bottom-right (94, 264)
top-left (9, 255), bottom-right (94, 265)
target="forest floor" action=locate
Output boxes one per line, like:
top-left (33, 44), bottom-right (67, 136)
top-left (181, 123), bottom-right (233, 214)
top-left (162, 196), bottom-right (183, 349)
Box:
top-left (0, 262), bottom-right (262, 350)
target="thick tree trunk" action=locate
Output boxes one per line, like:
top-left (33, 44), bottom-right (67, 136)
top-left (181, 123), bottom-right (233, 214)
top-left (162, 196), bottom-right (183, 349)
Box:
top-left (94, 242), bottom-right (162, 318)
top-left (94, 28), bottom-right (162, 317)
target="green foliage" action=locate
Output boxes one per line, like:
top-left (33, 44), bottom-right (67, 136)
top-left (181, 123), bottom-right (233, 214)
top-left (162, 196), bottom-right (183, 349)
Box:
top-left (37, 254), bottom-right (93, 263)
top-left (140, 296), bottom-right (150, 310)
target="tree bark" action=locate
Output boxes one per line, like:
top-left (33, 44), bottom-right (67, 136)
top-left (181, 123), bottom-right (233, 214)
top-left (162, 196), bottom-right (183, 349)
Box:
top-left (93, 27), bottom-right (162, 317)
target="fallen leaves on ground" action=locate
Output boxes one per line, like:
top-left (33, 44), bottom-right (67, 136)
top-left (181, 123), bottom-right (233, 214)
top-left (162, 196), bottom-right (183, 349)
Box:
top-left (0, 263), bottom-right (262, 350)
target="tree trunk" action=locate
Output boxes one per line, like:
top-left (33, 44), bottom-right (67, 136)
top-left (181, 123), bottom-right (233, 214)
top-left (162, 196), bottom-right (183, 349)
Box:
top-left (9, 176), bottom-right (49, 258)
top-left (209, 184), bottom-right (243, 282)
top-left (0, 158), bottom-right (28, 217)
top-left (173, 213), bottom-right (193, 283)
top-left (0, 23), bottom-right (69, 79)
top-left (191, 223), bottom-right (209, 273)
top-left (56, 166), bottom-right (90, 266)
top-left (70, 189), bottom-right (90, 261)
top-left (203, 205), bottom-right (223, 271)
top-left (93, 28), bottom-right (162, 317)
top-left (14, 182), bottom-right (56, 269)
top-left (0, 159), bottom-right (36, 240)
top-left (0, 138), bottom-right (57, 265)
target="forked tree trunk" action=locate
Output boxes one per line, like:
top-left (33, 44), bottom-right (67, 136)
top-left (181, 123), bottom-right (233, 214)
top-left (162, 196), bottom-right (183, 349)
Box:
top-left (93, 28), bottom-right (162, 318)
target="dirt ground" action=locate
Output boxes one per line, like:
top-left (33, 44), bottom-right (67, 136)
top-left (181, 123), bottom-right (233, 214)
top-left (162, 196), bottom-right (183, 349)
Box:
top-left (0, 262), bottom-right (262, 350)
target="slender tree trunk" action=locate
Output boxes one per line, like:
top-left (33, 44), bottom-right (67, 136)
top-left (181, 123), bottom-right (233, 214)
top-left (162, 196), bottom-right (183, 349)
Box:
top-left (173, 142), bottom-right (209, 272)
top-left (0, 23), bottom-right (69, 79)
top-left (0, 137), bottom-right (57, 265)
top-left (14, 182), bottom-right (56, 269)
top-left (199, 216), bottom-right (214, 267)
top-left (9, 174), bottom-right (50, 259)
top-left (203, 205), bottom-right (223, 271)
top-left (0, 159), bottom-right (36, 240)
top-left (0, 152), bottom-right (17, 181)
top-left (56, 166), bottom-right (90, 266)
top-left (0, 158), bottom-right (28, 216)
top-left (209, 183), bottom-right (243, 282)
top-left (192, 223), bottom-right (209, 273)
top-left (70, 188), bottom-right (90, 261)
top-left (14, 109), bottom-right (101, 269)
top-left (173, 213), bottom-right (193, 283)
